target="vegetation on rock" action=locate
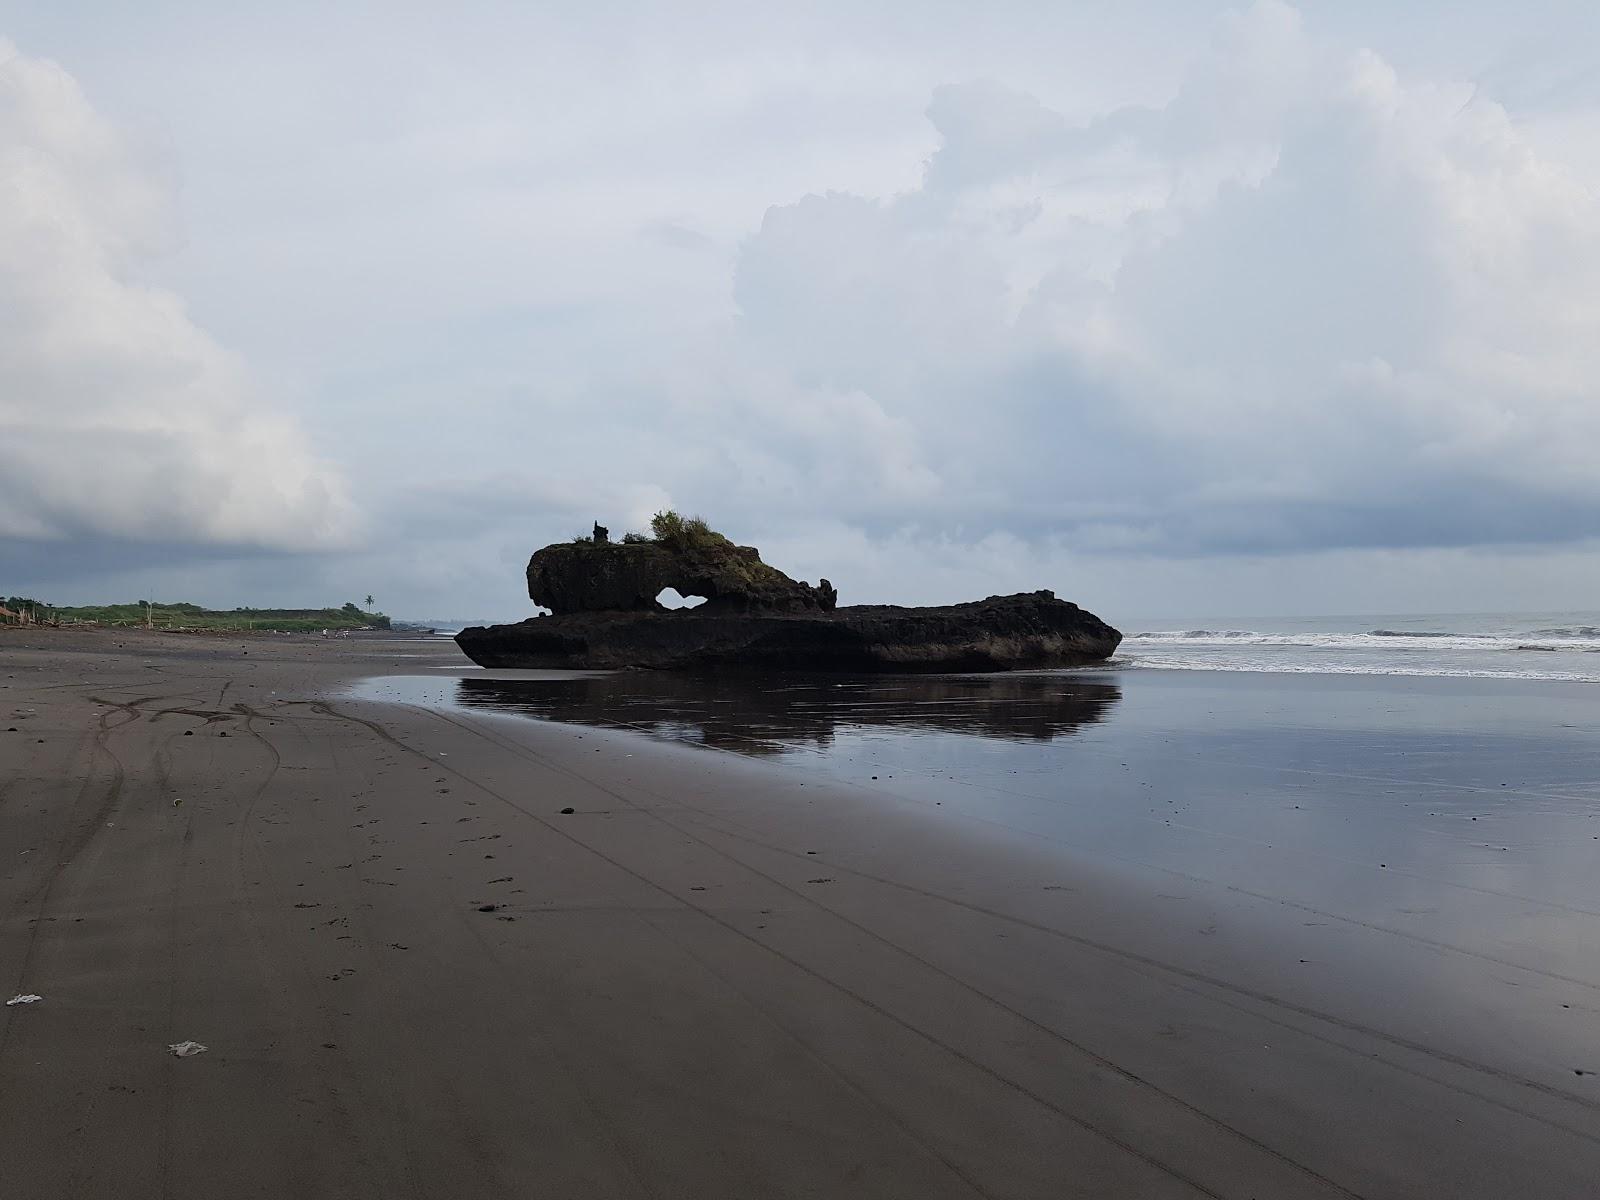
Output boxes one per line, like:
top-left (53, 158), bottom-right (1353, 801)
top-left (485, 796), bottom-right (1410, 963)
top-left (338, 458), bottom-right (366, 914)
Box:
top-left (647, 510), bottom-right (719, 549)
top-left (529, 512), bottom-right (831, 614)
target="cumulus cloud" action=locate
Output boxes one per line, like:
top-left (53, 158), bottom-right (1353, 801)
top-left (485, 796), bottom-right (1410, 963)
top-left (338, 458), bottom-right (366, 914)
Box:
top-left (0, 41), bottom-right (354, 553)
top-left (729, 0), bottom-right (1600, 555)
top-left (11, 3), bottom-right (1600, 615)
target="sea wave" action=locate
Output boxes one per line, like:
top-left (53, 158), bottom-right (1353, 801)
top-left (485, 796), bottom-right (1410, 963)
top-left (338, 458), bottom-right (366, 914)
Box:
top-left (1367, 629), bottom-right (1460, 638)
top-left (1125, 630), bottom-right (1600, 653)
top-left (1373, 625), bottom-right (1600, 640)
top-left (1132, 629), bottom-right (1260, 639)
top-left (1119, 654), bottom-right (1600, 682)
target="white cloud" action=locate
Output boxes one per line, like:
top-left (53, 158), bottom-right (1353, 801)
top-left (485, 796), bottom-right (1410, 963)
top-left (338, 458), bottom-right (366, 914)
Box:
top-left (728, 0), bottom-right (1600, 556)
top-left (8, 2), bottom-right (1600, 615)
top-left (0, 40), bottom-right (354, 551)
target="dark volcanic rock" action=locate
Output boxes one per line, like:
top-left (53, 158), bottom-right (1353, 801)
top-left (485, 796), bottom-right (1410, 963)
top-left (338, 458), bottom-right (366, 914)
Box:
top-left (527, 540), bottom-right (834, 615)
top-left (460, 524), bottom-right (1121, 672)
top-left (457, 590), bottom-right (1121, 672)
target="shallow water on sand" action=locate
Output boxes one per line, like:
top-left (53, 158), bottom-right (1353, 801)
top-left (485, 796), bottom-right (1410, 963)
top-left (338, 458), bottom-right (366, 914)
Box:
top-left (357, 666), bottom-right (1600, 1085)
top-left (357, 669), bottom-right (1600, 913)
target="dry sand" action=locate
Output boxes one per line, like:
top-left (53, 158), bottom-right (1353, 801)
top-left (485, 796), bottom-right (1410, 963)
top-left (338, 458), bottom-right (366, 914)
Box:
top-left (1, 628), bottom-right (1595, 1198)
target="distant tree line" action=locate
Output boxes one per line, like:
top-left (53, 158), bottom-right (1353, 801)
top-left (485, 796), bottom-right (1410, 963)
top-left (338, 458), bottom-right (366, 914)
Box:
top-left (2, 597), bottom-right (50, 623)
top-left (3, 599), bottom-right (390, 632)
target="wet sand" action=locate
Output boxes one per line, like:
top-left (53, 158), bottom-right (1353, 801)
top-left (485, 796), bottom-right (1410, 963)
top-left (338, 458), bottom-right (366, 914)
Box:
top-left (1, 629), bottom-right (1596, 1198)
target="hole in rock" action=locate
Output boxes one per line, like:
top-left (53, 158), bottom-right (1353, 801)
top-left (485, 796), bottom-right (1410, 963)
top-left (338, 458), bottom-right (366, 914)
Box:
top-left (656, 588), bottom-right (707, 610)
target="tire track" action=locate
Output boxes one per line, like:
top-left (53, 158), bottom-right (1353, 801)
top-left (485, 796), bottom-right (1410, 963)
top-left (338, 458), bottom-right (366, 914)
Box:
top-left (0, 695), bottom-right (152, 1065)
top-left (228, 699), bottom-right (429, 1200)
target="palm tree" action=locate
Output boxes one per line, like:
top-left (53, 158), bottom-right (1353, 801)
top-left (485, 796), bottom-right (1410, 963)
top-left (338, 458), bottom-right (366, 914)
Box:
top-left (364, 594), bottom-right (375, 608)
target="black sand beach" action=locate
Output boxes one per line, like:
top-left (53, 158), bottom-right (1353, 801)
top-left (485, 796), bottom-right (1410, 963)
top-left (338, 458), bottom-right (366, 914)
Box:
top-left (2, 629), bottom-right (1597, 1197)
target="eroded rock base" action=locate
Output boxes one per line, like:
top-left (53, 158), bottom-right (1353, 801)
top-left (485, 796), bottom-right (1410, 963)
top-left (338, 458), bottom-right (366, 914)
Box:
top-left (456, 590), bottom-right (1122, 672)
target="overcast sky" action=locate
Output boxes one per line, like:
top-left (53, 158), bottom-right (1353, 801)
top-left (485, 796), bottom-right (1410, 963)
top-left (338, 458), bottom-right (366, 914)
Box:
top-left (4, 1), bottom-right (1600, 621)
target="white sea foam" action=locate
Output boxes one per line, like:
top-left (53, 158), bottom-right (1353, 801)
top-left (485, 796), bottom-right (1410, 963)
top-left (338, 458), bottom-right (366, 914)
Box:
top-left (1119, 617), bottom-right (1600, 681)
top-left (1118, 654), bottom-right (1600, 682)
top-left (1126, 630), bottom-right (1600, 653)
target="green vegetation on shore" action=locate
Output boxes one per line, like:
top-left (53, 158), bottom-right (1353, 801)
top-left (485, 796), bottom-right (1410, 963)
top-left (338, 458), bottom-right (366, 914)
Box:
top-left (2, 598), bottom-right (391, 632)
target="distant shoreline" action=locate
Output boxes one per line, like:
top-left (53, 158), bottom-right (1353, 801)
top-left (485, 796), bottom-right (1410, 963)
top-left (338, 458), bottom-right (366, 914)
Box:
top-left (1, 600), bottom-right (394, 634)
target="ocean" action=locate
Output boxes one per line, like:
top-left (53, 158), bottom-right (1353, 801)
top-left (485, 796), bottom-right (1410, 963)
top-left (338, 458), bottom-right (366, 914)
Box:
top-left (1117, 610), bottom-right (1600, 682)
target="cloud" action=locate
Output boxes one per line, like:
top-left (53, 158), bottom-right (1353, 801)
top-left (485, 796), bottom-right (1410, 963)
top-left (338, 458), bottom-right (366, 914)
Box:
top-left (727, 1), bottom-right (1600, 556)
top-left (10, 3), bottom-right (1600, 616)
top-left (639, 219), bottom-right (717, 252)
top-left (0, 40), bottom-right (354, 555)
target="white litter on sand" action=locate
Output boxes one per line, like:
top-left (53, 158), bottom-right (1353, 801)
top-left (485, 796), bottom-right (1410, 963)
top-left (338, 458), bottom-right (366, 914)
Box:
top-left (6, 994), bottom-right (43, 1006)
top-left (168, 1040), bottom-right (208, 1057)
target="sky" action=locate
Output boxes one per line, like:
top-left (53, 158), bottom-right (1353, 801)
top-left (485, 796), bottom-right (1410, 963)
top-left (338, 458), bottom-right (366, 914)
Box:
top-left (3, 0), bottom-right (1600, 622)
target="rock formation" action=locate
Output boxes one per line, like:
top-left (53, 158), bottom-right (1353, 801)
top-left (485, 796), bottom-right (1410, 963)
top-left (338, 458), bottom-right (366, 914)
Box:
top-left (456, 516), bottom-right (1121, 672)
top-left (526, 537), bottom-right (834, 615)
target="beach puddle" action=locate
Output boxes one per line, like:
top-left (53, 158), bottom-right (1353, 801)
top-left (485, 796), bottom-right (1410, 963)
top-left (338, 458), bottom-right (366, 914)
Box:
top-left (447, 670), bottom-right (1122, 755)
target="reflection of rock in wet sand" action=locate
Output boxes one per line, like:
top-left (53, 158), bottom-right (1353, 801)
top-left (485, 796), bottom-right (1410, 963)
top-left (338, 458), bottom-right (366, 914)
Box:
top-left (455, 672), bottom-right (1122, 755)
